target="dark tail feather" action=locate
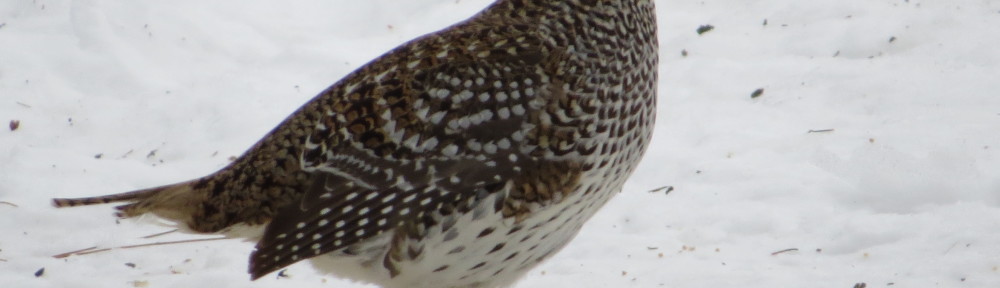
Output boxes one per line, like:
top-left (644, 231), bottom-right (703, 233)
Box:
top-left (52, 187), bottom-right (164, 208)
top-left (52, 179), bottom-right (200, 220)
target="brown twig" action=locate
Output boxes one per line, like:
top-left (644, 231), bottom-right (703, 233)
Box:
top-left (807, 129), bottom-right (835, 133)
top-left (648, 186), bottom-right (674, 194)
top-left (53, 246), bottom-right (102, 259)
top-left (770, 248), bottom-right (799, 255)
top-left (53, 237), bottom-right (227, 258)
top-left (0, 201), bottom-right (18, 207)
top-left (141, 229), bottom-right (179, 239)
top-left (116, 237), bottom-right (226, 250)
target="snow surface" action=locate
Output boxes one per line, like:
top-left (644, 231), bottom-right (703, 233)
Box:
top-left (3, 0), bottom-right (1000, 287)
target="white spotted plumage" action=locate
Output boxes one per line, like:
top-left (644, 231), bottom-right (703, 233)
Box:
top-left (52, 1), bottom-right (657, 288)
top-left (251, 1), bottom-right (657, 287)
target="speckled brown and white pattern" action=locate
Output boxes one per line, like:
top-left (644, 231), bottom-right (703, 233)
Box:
top-left (53, 0), bottom-right (657, 287)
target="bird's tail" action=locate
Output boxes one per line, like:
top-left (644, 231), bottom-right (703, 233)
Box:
top-left (53, 187), bottom-right (164, 208)
top-left (52, 179), bottom-right (205, 228)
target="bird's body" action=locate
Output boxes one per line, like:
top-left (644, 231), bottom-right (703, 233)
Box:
top-left (53, 1), bottom-right (658, 287)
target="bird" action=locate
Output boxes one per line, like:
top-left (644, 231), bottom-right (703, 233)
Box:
top-left (52, 0), bottom-right (658, 287)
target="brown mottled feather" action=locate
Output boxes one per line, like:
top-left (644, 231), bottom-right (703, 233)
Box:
top-left (53, 1), bottom-right (658, 287)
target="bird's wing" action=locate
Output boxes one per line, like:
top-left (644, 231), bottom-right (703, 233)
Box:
top-left (248, 21), bottom-right (582, 279)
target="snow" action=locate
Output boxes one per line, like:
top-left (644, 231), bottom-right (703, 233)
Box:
top-left (3, 0), bottom-right (1000, 287)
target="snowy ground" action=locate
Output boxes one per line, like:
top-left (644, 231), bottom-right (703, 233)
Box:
top-left (3, 0), bottom-right (1000, 287)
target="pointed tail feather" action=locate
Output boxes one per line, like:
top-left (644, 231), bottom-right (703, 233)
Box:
top-left (52, 188), bottom-right (164, 208)
top-left (52, 179), bottom-right (201, 221)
